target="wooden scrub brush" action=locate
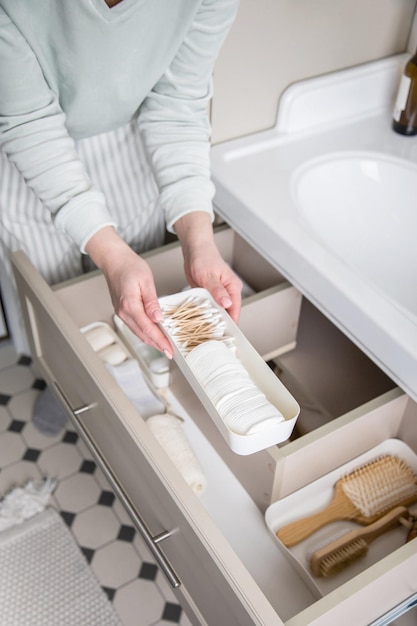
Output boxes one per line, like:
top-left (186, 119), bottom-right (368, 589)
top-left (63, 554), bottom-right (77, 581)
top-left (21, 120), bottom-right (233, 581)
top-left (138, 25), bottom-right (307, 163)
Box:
top-left (309, 505), bottom-right (411, 577)
top-left (277, 454), bottom-right (417, 547)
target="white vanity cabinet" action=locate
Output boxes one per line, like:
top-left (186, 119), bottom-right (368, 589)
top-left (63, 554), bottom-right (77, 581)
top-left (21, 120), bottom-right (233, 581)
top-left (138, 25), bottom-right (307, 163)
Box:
top-left (12, 226), bottom-right (417, 625)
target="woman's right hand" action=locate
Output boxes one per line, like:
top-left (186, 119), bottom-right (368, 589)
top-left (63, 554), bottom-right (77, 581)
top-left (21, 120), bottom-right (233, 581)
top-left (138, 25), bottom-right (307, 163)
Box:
top-left (85, 226), bottom-right (174, 359)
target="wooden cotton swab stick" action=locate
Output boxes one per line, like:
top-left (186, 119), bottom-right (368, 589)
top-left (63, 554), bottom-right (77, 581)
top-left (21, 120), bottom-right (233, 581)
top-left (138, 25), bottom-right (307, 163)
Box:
top-left (161, 295), bottom-right (230, 354)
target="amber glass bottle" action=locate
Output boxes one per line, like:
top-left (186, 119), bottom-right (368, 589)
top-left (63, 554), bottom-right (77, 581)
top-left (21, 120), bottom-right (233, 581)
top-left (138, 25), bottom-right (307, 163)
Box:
top-left (392, 49), bottom-right (417, 135)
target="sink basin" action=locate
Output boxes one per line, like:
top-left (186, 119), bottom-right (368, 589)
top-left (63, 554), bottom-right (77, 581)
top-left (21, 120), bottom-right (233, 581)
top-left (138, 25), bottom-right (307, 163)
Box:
top-left (291, 152), bottom-right (417, 320)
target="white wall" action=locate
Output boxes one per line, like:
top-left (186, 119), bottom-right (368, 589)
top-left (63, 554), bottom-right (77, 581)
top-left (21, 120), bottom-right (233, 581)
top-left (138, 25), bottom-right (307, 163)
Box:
top-left (212, 0), bottom-right (417, 142)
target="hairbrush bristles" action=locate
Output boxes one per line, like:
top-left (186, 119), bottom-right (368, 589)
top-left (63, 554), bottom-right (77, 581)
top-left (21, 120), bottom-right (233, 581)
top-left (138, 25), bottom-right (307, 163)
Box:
top-left (313, 538), bottom-right (368, 577)
top-left (340, 455), bottom-right (417, 517)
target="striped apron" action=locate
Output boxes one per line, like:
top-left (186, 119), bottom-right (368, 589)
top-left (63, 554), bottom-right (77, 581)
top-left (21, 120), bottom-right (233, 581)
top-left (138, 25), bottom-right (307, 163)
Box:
top-left (0, 121), bottom-right (165, 353)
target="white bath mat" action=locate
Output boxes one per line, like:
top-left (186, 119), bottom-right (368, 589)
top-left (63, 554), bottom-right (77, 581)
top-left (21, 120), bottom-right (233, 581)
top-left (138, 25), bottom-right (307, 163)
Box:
top-left (0, 506), bottom-right (122, 626)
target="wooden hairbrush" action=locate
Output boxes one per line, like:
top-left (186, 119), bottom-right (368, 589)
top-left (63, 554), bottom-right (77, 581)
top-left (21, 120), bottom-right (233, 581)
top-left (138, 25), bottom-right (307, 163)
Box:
top-left (309, 505), bottom-right (410, 577)
top-left (277, 455), bottom-right (417, 547)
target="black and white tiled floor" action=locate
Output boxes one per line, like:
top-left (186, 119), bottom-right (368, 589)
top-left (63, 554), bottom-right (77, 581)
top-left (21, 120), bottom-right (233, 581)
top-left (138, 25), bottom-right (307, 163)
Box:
top-left (0, 340), bottom-right (192, 626)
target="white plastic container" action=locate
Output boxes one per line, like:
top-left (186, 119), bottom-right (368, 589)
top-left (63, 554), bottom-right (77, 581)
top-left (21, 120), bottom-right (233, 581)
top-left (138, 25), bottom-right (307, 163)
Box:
top-left (159, 288), bottom-right (300, 455)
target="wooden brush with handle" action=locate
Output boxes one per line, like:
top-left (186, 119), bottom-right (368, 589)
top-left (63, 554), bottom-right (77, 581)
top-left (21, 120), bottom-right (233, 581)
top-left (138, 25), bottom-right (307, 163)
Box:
top-left (309, 505), bottom-right (410, 578)
top-left (277, 455), bottom-right (417, 547)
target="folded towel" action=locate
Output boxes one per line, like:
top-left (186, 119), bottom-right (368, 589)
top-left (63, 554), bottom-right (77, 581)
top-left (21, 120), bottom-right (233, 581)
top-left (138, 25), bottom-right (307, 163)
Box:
top-left (147, 414), bottom-right (207, 496)
top-left (106, 358), bottom-right (165, 418)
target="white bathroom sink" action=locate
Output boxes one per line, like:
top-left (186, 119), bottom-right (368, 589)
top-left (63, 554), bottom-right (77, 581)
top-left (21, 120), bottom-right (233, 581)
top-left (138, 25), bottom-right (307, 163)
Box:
top-left (291, 152), bottom-right (417, 321)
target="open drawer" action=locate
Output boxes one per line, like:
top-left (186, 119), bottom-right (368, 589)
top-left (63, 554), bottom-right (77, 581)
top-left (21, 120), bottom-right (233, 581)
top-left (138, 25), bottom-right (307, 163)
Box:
top-left (12, 226), bottom-right (304, 626)
top-left (11, 225), bottom-right (416, 625)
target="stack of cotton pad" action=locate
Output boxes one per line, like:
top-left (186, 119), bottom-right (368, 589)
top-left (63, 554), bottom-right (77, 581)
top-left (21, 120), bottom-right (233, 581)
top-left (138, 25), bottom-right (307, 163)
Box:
top-left (186, 340), bottom-right (285, 435)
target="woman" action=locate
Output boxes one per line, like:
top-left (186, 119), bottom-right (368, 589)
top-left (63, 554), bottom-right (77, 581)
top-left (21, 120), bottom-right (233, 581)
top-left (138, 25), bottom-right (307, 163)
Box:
top-left (0, 0), bottom-right (242, 432)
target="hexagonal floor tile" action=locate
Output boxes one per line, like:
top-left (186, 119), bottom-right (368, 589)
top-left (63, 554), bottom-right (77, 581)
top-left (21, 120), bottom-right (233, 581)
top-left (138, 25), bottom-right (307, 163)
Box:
top-left (113, 578), bottom-right (166, 626)
top-left (38, 442), bottom-right (82, 480)
top-left (0, 364), bottom-right (35, 395)
top-left (0, 460), bottom-right (43, 497)
top-left (22, 420), bottom-right (63, 450)
top-left (54, 473), bottom-right (101, 513)
top-left (0, 405), bottom-right (10, 432)
top-left (92, 541), bottom-right (142, 588)
top-left (71, 505), bottom-right (120, 549)
top-left (108, 496), bottom-right (133, 529)
top-left (7, 388), bottom-right (38, 423)
top-left (0, 431), bottom-right (26, 467)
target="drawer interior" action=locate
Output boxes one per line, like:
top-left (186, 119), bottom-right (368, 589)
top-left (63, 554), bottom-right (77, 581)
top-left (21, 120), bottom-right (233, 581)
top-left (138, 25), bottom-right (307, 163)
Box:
top-left (52, 226), bottom-right (399, 513)
top-left (51, 227), bottom-right (301, 500)
top-left (272, 297), bottom-right (396, 435)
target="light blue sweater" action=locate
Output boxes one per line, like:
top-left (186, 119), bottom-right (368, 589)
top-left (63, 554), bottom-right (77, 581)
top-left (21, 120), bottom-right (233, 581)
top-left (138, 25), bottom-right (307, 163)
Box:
top-left (0, 0), bottom-right (238, 251)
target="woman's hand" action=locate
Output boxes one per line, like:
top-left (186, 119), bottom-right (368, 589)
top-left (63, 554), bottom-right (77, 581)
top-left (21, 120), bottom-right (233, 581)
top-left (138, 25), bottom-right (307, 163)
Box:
top-left (174, 212), bottom-right (242, 323)
top-left (85, 215), bottom-right (243, 359)
top-left (85, 226), bottom-right (174, 358)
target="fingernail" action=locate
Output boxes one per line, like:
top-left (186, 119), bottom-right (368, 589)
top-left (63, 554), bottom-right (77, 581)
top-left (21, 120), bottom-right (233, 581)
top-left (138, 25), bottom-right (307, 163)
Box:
top-left (153, 309), bottom-right (164, 323)
top-left (220, 296), bottom-right (232, 309)
top-left (164, 349), bottom-right (173, 360)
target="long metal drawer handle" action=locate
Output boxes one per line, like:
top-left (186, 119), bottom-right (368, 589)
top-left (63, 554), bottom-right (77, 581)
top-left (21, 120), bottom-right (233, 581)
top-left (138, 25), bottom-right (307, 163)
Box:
top-left (52, 382), bottom-right (181, 588)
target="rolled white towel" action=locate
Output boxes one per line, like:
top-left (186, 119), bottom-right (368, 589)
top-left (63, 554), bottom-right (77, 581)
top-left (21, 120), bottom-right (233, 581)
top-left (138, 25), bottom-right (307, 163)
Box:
top-left (83, 325), bottom-right (115, 352)
top-left (147, 414), bottom-right (207, 496)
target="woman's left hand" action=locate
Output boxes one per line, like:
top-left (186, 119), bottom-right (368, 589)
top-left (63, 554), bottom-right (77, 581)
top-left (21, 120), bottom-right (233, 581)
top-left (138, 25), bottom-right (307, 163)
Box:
top-left (174, 212), bottom-right (242, 323)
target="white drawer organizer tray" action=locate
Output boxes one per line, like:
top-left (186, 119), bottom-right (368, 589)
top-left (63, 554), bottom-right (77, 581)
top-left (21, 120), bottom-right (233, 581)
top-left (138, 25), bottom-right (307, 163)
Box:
top-left (159, 288), bottom-right (300, 455)
top-left (266, 438), bottom-right (417, 600)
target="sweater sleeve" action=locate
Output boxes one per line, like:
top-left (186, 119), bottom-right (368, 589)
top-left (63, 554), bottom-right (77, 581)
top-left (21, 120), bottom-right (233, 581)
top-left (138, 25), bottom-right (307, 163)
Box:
top-left (0, 9), bottom-right (116, 252)
top-left (137, 0), bottom-right (239, 233)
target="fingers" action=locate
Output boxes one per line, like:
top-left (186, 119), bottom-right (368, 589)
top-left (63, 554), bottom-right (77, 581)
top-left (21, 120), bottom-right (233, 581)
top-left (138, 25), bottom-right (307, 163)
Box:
top-left (118, 300), bottom-right (174, 360)
top-left (202, 274), bottom-right (242, 324)
top-left (141, 286), bottom-right (174, 359)
top-left (108, 265), bottom-right (174, 359)
top-left (223, 287), bottom-right (241, 324)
